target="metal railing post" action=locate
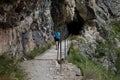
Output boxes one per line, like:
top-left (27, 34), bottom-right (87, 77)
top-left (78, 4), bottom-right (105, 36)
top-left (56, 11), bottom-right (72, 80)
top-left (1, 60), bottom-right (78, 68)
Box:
top-left (67, 39), bottom-right (68, 52)
top-left (57, 48), bottom-right (58, 60)
top-left (57, 41), bottom-right (59, 60)
top-left (56, 35), bottom-right (71, 74)
top-left (64, 39), bottom-right (67, 60)
top-left (60, 40), bottom-right (62, 73)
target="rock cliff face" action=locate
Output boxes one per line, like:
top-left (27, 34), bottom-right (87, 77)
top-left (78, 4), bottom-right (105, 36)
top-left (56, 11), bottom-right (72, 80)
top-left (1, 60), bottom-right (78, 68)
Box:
top-left (0, 0), bottom-right (120, 72)
top-left (51, 0), bottom-right (120, 74)
top-left (0, 0), bottom-right (54, 57)
top-left (72, 0), bottom-right (120, 74)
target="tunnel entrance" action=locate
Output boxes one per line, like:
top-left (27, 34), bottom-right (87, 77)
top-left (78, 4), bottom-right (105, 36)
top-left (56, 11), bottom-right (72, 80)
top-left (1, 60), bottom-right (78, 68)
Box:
top-left (67, 20), bottom-right (84, 35)
top-left (67, 8), bottom-right (85, 35)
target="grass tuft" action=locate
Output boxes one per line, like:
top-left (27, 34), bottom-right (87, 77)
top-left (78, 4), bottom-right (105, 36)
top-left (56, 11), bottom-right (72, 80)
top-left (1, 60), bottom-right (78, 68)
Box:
top-left (110, 21), bottom-right (120, 40)
top-left (26, 43), bottom-right (52, 59)
top-left (67, 42), bottom-right (118, 80)
top-left (0, 55), bottom-right (26, 80)
top-left (0, 42), bottom-right (53, 79)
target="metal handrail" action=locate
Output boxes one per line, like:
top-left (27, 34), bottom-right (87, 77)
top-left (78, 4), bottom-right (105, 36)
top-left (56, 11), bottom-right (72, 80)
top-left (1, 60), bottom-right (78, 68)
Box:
top-left (64, 35), bottom-right (71, 60)
top-left (57, 35), bottom-right (71, 73)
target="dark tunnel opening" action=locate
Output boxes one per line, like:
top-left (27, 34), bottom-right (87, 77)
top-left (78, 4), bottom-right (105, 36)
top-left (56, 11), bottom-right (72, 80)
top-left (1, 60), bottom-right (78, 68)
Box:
top-left (67, 21), bottom-right (84, 35)
top-left (67, 8), bottom-right (85, 35)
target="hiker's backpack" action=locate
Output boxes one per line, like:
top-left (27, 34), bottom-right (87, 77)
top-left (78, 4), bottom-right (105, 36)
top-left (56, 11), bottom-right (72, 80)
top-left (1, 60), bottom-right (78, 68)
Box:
top-left (55, 32), bottom-right (60, 39)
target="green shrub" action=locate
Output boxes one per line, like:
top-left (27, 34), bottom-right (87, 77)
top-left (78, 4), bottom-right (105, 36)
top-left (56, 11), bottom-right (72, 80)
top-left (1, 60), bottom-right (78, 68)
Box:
top-left (110, 21), bottom-right (120, 32)
top-left (0, 55), bottom-right (26, 80)
top-left (110, 21), bottom-right (120, 40)
top-left (110, 21), bottom-right (120, 76)
top-left (115, 48), bottom-right (120, 75)
top-left (95, 40), bottom-right (111, 58)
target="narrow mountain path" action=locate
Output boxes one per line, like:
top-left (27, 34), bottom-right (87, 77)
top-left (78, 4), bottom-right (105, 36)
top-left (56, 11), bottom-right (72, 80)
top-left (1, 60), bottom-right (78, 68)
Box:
top-left (21, 41), bottom-right (82, 80)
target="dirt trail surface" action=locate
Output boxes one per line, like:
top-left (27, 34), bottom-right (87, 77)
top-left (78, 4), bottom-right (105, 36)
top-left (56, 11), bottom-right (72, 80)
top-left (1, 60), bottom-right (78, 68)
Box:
top-left (21, 41), bottom-right (83, 80)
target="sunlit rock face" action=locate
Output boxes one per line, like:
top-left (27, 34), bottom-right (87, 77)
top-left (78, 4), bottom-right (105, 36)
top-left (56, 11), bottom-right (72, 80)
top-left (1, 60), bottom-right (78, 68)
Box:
top-left (0, 0), bottom-right (54, 56)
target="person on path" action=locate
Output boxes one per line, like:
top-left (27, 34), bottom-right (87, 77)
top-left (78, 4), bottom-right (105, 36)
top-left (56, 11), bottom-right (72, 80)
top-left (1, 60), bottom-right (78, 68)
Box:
top-left (54, 31), bottom-right (61, 49)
